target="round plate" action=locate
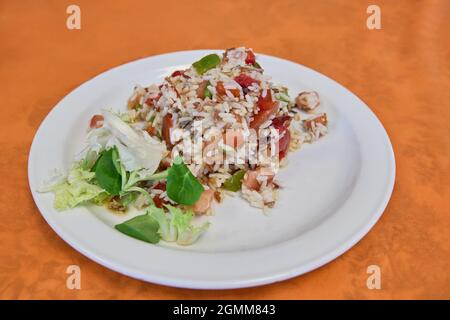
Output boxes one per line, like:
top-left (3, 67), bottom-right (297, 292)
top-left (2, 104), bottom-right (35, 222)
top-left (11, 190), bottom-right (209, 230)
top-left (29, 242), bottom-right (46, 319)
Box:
top-left (28, 50), bottom-right (395, 289)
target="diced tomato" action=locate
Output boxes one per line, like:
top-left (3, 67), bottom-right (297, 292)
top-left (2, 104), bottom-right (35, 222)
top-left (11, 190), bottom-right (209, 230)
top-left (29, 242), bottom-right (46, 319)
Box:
top-left (245, 50), bottom-right (256, 65)
top-left (89, 115), bottom-right (104, 129)
top-left (162, 114), bottom-right (173, 149)
top-left (144, 92), bottom-right (162, 107)
top-left (171, 70), bottom-right (183, 77)
top-left (144, 98), bottom-right (153, 106)
top-left (249, 91), bottom-right (279, 129)
top-left (216, 81), bottom-right (240, 98)
top-left (272, 116), bottom-right (292, 160)
top-left (146, 124), bottom-right (157, 136)
top-left (153, 181), bottom-right (166, 190)
top-left (271, 116), bottom-right (291, 130)
top-left (153, 197), bottom-right (166, 208)
top-left (234, 74), bottom-right (259, 89)
top-left (170, 70), bottom-right (190, 78)
top-left (249, 108), bottom-right (276, 130)
top-left (257, 90), bottom-right (278, 110)
top-left (278, 129), bottom-right (291, 160)
top-left (216, 81), bottom-right (226, 95)
top-left (152, 182), bottom-right (168, 208)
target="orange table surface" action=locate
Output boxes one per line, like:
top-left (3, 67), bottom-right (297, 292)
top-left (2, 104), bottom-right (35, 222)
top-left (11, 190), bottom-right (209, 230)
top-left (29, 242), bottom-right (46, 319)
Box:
top-left (0, 0), bottom-right (449, 299)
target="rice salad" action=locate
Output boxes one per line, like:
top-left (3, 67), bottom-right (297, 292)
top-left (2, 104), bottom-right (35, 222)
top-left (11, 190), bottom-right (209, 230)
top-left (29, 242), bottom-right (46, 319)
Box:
top-left (40, 48), bottom-right (328, 246)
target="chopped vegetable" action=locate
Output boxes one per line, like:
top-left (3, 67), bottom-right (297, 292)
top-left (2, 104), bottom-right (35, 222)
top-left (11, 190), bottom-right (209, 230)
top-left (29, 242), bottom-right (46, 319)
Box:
top-left (223, 169), bottom-right (246, 192)
top-left (166, 156), bottom-right (204, 205)
top-left (116, 204), bottom-right (210, 245)
top-left (119, 192), bottom-right (138, 207)
top-left (245, 50), bottom-right (256, 65)
top-left (192, 54), bottom-right (221, 75)
top-left (165, 205), bottom-right (210, 245)
top-left (272, 116), bottom-right (292, 160)
top-left (102, 110), bottom-right (165, 173)
top-left (44, 165), bottom-right (105, 211)
top-left (89, 115), bottom-right (104, 129)
top-left (115, 214), bottom-right (160, 244)
top-left (197, 80), bottom-right (212, 99)
top-left (171, 70), bottom-right (189, 78)
top-left (204, 86), bottom-right (212, 99)
top-left (253, 61), bottom-right (262, 69)
top-left (250, 91), bottom-right (279, 129)
top-left (151, 181), bottom-right (169, 208)
top-left (234, 74), bottom-right (259, 89)
top-left (216, 81), bottom-right (240, 97)
top-left (94, 148), bottom-right (122, 195)
top-left (274, 92), bottom-right (291, 103)
top-left (147, 205), bottom-right (177, 242)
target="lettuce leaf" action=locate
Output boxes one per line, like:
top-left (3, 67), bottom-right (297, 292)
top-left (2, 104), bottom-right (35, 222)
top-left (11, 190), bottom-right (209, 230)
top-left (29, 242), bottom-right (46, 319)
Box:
top-left (48, 165), bottom-right (105, 211)
top-left (147, 205), bottom-right (177, 242)
top-left (75, 110), bottom-right (166, 174)
top-left (147, 204), bottom-right (210, 245)
top-left (102, 110), bottom-right (165, 173)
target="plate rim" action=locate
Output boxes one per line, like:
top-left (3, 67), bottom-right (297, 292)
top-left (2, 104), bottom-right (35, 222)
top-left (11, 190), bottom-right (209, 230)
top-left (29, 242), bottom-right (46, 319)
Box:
top-left (28, 50), bottom-right (396, 289)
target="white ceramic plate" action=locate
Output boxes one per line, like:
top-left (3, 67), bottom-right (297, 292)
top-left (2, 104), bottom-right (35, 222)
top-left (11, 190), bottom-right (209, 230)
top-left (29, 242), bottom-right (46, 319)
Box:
top-left (28, 50), bottom-right (395, 289)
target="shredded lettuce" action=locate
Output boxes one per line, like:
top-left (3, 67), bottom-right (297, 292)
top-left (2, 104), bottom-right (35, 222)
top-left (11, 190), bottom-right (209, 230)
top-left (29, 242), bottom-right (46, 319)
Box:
top-left (147, 206), bottom-right (177, 242)
top-left (44, 165), bottom-right (105, 211)
top-left (274, 92), bottom-right (291, 103)
top-left (147, 205), bottom-right (210, 245)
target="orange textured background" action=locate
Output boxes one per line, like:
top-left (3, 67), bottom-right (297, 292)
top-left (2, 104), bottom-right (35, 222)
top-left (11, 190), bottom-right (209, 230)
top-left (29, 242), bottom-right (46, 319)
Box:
top-left (0, 0), bottom-right (449, 299)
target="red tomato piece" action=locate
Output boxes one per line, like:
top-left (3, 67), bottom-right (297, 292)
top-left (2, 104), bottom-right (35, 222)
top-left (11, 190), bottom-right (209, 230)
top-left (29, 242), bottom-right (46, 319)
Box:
top-left (245, 50), bottom-right (256, 65)
top-left (271, 116), bottom-right (292, 160)
top-left (234, 74), bottom-right (259, 89)
top-left (216, 81), bottom-right (240, 97)
top-left (249, 91), bottom-right (279, 129)
top-left (89, 114), bottom-right (104, 129)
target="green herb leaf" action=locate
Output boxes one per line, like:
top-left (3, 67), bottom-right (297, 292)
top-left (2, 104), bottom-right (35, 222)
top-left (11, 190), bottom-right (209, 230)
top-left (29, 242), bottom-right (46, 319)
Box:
top-left (192, 54), bottom-right (221, 75)
top-left (204, 84), bottom-right (212, 99)
top-left (94, 148), bottom-right (122, 195)
top-left (166, 156), bottom-right (204, 205)
top-left (222, 169), bottom-right (246, 192)
top-left (253, 61), bottom-right (262, 69)
top-left (115, 214), bottom-right (160, 244)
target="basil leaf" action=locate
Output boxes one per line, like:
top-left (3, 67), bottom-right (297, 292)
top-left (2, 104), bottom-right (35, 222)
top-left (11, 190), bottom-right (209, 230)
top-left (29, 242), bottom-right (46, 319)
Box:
top-left (192, 54), bottom-right (221, 75)
top-left (166, 157), bottom-right (204, 205)
top-left (94, 148), bottom-right (122, 195)
top-left (223, 169), bottom-right (246, 192)
top-left (115, 214), bottom-right (160, 244)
